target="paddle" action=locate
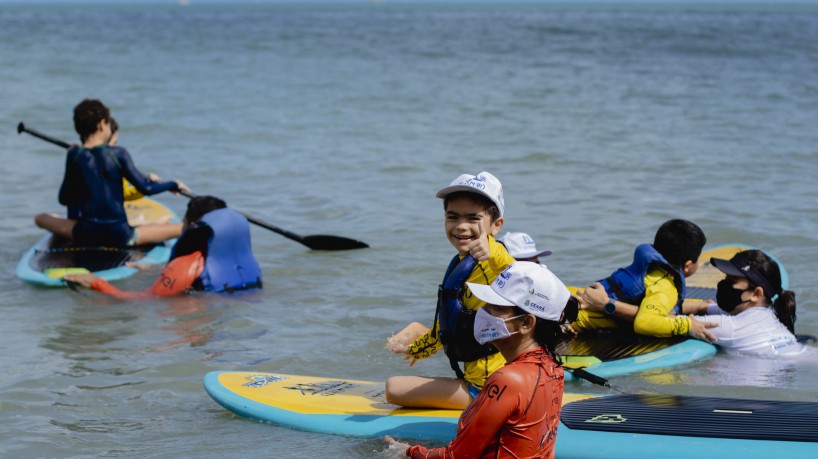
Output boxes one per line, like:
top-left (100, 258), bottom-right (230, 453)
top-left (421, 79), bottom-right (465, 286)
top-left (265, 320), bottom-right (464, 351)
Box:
top-left (18, 122), bottom-right (70, 149)
top-left (17, 122), bottom-right (370, 251)
top-left (178, 190), bottom-right (369, 250)
top-left (568, 367), bottom-right (610, 388)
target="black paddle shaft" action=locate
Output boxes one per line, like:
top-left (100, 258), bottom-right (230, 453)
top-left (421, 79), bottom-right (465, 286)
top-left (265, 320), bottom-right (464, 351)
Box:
top-left (17, 121), bottom-right (369, 251)
top-left (179, 191), bottom-right (369, 251)
top-left (18, 122), bottom-right (70, 149)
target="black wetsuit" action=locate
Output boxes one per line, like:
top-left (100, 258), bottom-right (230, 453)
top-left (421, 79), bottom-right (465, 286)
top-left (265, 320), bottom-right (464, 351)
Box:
top-left (59, 145), bottom-right (178, 247)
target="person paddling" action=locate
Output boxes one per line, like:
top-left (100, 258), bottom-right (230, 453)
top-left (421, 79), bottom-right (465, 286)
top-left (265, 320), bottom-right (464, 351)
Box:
top-left (64, 195), bottom-right (262, 297)
top-left (34, 99), bottom-right (189, 247)
top-left (386, 262), bottom-right (570, 458)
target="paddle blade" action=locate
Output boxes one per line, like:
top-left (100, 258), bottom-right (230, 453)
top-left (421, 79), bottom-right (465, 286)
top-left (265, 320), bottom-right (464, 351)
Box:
top-left (302, 235), bottom-right (369, 251)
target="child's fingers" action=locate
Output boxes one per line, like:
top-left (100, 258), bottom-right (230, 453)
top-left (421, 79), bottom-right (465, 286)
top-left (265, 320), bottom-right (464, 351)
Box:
top-left (470, 246), bottom-right (490, 261)
top-left (587, 282), bottom-right (603, 291)
top-left (468, 219), bottom-right (491, 261)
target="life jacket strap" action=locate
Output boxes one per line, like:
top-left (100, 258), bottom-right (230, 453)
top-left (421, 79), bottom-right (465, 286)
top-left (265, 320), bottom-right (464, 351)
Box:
top-left (448, 357), bottom-right (466, 380)
top-left (220, 277), bottom-right (263, 293)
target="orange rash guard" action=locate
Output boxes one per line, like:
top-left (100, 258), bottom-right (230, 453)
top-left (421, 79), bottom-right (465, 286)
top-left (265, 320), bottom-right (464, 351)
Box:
top-left (89, 252), bottom-right (205, 299)
top-left (406, 348), bottom-right (564, 459)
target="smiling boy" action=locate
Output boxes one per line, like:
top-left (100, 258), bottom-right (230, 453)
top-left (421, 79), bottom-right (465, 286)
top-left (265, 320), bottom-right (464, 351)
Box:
top-left (385, 171), bottom-right (516, 409)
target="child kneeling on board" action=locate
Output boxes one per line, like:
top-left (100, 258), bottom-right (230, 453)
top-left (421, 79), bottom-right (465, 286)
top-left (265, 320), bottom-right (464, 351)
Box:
top-left (64, 196), bottom-right (262, 297)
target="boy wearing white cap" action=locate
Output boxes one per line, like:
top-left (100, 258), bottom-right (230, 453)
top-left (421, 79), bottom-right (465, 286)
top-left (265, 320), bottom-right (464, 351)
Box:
top-left (499, 231), bottom-right (553, 263)
top-left (386, 171), bottom-right (516, 409)
top-left (386, 262), bottom-right (570, 458)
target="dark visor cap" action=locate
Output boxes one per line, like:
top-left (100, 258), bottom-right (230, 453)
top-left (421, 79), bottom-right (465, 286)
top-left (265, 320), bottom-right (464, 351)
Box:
top-left (710, 253), bottom-right (778, 299)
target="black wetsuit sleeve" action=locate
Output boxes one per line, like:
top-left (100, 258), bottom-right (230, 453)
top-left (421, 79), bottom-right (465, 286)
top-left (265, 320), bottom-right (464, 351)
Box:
top-left (114, 147), bottom-right (179, 196)
top-left (58, 147), bottom-right (86, 207)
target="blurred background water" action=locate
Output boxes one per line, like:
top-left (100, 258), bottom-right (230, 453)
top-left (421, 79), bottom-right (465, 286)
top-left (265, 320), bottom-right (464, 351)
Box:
top-left (1, 2), bottom-right (817, 457)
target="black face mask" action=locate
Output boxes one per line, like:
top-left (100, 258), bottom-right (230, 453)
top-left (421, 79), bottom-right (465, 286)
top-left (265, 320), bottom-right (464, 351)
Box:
top-left (716, 279), bottom-right (749, 313)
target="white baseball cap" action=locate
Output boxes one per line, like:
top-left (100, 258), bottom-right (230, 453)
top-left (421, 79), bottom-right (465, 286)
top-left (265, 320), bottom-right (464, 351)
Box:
top-left (435, 171), bottom-right (505, 217)
top-left (498, 232), bottom-right (553, 259)
top-left (467, 262), bottom-right (569, 321)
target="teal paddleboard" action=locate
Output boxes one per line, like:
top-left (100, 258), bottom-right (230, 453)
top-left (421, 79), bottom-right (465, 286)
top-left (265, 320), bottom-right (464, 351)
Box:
top-left (204, 371), bottom-right (818, 458)
top-left (16, 197), bottom-right (177, 287)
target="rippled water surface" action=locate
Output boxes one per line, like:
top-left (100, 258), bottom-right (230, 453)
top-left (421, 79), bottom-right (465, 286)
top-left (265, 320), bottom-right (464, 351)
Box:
top-left (1, 2), bottom-right (817, 458)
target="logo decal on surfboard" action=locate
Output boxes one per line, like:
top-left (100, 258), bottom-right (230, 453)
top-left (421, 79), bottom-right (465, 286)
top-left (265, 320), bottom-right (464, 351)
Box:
top-left (585, 414), bottom-right (627, 424)
top-left (285, 381), bottom-right (357, 396)
top-left (243, 375), bottom-right (288, 388)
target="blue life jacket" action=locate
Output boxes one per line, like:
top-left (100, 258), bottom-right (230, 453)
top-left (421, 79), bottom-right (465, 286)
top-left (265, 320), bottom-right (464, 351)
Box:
top-left (435, 254), bottom-right (498, 378)
top-left (599, 243), bottom-right (685, 314)
top-left (197, 208), bottom-right (262, 293)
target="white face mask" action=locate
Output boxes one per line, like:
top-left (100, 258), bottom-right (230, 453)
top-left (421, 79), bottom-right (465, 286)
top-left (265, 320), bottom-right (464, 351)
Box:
top-left (473, 307), bottom-right (526, 345)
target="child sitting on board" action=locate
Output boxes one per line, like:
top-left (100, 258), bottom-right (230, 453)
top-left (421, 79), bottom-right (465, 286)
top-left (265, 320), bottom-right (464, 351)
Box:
top-left (385, 171), bottom-right (516, 409)
top-left (571, 219), bottom-right (716, 342)
top-left (386, 230), bottom-right (552, 359)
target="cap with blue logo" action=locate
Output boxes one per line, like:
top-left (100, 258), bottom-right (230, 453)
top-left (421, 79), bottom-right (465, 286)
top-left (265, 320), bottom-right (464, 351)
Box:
top-left (436, 171), bottom-right (505, 217)
top-left (467, 261), bottom-right (569, 321)
top-left (498, 232), bottom-right (553, 260)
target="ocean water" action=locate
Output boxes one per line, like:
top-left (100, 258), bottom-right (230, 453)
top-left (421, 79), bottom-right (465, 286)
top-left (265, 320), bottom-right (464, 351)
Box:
top-left (1, 2), bottom-right (817, 458)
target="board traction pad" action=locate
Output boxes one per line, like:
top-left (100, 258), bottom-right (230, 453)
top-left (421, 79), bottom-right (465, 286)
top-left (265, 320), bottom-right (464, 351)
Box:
top-left (561, 394), bottom-right (818, 443)
top-left (30, 239), bottom-right (160, 272)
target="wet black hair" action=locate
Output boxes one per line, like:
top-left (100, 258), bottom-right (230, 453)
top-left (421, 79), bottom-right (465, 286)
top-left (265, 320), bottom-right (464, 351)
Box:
top-left (73, 99), bottom-right (110, 143)
top-left (742, 250), bottom-right (797, 333)
top-left (184, 195), bottom-right (227, 224)
top-left (653, 219), bottom-right (706, 267)
top-left (510, 296), bottom-right (578, 364)
top-left (443, 191), bottom-right (501, 222)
